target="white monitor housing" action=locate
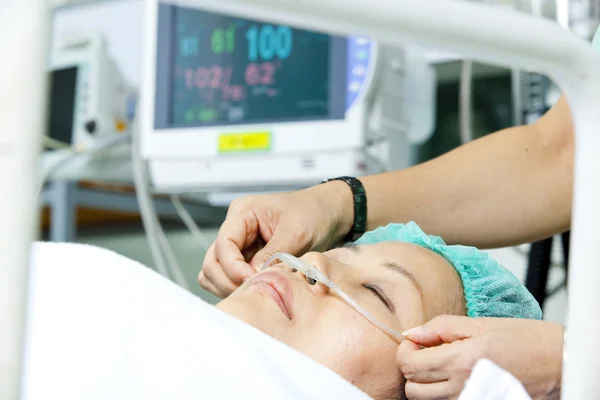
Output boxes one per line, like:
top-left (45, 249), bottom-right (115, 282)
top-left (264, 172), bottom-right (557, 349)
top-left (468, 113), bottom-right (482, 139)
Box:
top-left (49, 32), bottom-right (136, 150)
top-left (141, 1), bottom-right (436, 193)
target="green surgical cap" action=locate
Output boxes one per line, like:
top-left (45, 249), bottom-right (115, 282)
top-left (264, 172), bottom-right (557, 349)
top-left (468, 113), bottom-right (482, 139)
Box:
top-left (353, 222), bottom-right (542, 320)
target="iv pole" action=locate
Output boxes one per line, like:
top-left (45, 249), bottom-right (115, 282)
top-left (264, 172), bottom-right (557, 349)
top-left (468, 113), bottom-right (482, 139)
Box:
top-left (168, 0), bottom-right (600, 398)
top-left (0, 1), bottom-right (49, 399)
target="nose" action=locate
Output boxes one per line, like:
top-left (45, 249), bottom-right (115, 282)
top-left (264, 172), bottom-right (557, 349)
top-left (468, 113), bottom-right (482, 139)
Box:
top-left (297, 252), bottom-right (333, 296)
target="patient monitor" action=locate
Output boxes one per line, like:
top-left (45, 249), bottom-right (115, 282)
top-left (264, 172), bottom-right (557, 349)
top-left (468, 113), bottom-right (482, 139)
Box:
top-left (140, 1), bottom-right (436, 193)
top-left (49, 33), bottom-right (137, 150)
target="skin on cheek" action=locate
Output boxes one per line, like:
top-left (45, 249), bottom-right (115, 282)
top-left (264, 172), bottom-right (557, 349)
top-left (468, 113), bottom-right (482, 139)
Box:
top-left (216, 292), bottom-right (294, 342)
top-left (295, 310), bottom-right (400, 396)
top-left (218, 273), bottom-right (405, 398)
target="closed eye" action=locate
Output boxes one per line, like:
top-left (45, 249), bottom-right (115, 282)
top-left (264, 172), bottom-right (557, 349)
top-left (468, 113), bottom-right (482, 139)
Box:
top-left (363, 284), bottom-right (394, 312)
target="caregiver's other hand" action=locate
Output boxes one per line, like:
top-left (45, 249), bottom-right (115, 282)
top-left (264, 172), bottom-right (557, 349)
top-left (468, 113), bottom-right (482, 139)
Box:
top-left (397, 315), bottom-right (564, 400)
top-left (199, 181), bottom-right (353, 298)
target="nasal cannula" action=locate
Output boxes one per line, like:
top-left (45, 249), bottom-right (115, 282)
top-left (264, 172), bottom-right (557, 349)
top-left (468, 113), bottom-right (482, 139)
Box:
top-left (263, 252), bottom-right (406, 343)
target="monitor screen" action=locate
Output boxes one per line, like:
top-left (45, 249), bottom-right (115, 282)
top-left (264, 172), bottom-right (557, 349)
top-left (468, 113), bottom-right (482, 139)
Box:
top-left (154, 4), bottom-right (349, 129)
top-left (47, 67), bottom-right (77, 145)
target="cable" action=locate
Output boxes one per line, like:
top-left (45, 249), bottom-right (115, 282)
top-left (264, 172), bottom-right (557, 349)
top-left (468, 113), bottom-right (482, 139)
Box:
top-left (130, 119), bottom-right (190, 290)
top-left (511, 244), bottom-right (563, 269)
top-left (156, 220), bottom-right (190, 291)
top-left (127, 93), bottom-right (189, 288)
top-left (513, 241), bottom-right (568, 300)
top-left (546, 278), bottom-right (568, 298)
top-left (131, 119), bottom-right (172, 281)
top-left (170, 194), bottom-right (211, 251)
top-left (38, 135), bottom-right (130, 199)
top-left (43, 135), bottom-right (71, 150)
top-left (459, 59), bottom-right (474, 144)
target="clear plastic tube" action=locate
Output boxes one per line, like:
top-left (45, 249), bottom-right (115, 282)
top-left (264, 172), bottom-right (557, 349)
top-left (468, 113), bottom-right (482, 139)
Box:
top-left (263, 252), bottom-right (406, 342)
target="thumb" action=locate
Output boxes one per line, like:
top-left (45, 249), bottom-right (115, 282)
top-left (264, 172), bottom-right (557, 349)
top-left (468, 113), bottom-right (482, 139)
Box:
top-left (397, 337), bottom-right (421, 364)
top-left (403, 315), bottom-right (478, 347)
top-left (249, 231), bottom-right (308, 271)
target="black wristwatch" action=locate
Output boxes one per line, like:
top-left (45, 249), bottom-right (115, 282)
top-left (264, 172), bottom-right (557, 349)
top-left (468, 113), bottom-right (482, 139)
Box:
top-left (320, 176), bottom-right (367, 242)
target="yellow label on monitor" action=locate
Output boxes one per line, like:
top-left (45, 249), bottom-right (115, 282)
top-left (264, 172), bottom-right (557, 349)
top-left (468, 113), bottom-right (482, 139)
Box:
top-left (218, 132), bottom-right (271, 153)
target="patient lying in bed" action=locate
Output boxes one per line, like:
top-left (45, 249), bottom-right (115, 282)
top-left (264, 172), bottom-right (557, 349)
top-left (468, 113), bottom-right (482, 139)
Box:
top-left (218, 242), bottom-right (463, 399)
top-left (23, 222), bottom-right (540, 400)
top-left (216, 222), bottom-right (541, 400)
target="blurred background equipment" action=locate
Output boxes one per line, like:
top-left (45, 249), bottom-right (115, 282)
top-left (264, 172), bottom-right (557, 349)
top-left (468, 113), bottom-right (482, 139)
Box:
top-left (40, 1), bottom-right (225, 258)
top-left (47, 32), bottom-right (137, 151)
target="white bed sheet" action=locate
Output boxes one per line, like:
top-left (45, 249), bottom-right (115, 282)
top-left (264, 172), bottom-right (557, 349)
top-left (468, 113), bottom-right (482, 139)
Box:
top-left (22, 242), bottom-right (370, 400)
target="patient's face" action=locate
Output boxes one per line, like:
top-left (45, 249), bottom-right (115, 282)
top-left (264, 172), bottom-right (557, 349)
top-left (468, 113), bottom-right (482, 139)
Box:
top-left (216, 242), bottom-right (465, 399)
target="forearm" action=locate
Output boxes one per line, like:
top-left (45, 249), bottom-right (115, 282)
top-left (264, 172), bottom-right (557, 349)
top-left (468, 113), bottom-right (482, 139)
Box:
top-left (360, 97), bottom-right (573, 248)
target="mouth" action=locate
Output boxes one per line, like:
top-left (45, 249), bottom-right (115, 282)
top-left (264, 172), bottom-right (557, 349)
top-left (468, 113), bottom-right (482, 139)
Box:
top-left (250, 270), bottom-right (294, 320)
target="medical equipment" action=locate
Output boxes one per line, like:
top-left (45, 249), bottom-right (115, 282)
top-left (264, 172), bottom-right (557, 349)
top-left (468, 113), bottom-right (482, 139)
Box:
top-left (48, 32), bottom-right (137, 150)
top-left (38, 135), bottom-right (132, 199)
top-left (140, 1), bottom-right (436, 193)
top-left (263, 252), bottom-right (406, 342)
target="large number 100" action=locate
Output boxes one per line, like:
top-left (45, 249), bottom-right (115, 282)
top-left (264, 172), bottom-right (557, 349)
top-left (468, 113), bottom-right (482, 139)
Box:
top-left (246, 25), bottom-right (292, 62)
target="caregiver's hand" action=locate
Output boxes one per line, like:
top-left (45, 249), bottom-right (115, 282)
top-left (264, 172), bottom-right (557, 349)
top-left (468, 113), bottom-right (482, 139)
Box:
top-left (199, 181), bottom-right (353, 298)
top-left (397, 315), bottom-right (564, 400)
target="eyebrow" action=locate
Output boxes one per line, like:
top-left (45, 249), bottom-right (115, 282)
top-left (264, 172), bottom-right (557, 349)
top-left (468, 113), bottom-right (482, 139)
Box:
top-left (340, 245), bottom-right (425, 299)
top-left (341, 243), bottom-right (361, 252)
top-left (382, 261), bottom-right (424, 300)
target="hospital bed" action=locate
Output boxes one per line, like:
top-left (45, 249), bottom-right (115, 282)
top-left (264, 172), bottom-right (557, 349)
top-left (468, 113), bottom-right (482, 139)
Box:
top-left (22, 241), bottom-right (530, 400)
top-left (4, 0), bottom-right (600, 398)
top-left (22, 242), bottom-right (371, 400)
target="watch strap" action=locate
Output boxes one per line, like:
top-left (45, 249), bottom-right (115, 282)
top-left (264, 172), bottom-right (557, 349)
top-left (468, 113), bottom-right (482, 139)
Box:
top-left (320, 176), bottom-right (367, 242)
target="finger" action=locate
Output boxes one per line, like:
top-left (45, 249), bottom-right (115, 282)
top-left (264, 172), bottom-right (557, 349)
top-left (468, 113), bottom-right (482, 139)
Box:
top-left (199, 259), bottom-right (240, 298)
top-left (242, 235), bottom-right (266, 264)
top-left (214, 211), bottom-right (259, 280)
top-left (404, 380), bottom-right (462, 400)
top-left (199, 242), bottom-right (217, 288)
top-left (398, 341), bottom-right (462, 383)
top-left (200, 243), bottom-right (239, 297)
top-left (200, 241), bottom-right (217, 274)
top-left (250, 229), bottom-right (311, 270)
top-left (198, 272), bottom-right (228, 299)
top-left (404, 315), bottom-right (477, 347)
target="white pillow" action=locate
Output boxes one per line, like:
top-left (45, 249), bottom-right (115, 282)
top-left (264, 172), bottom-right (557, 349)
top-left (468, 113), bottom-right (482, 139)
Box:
top-left (22, 242), bottom-right (371, 400)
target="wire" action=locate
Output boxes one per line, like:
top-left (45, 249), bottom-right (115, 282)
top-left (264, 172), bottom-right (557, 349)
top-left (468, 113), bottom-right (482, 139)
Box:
top-left (170, 194), bottom-right (211, 250)
top-left (512, 243), bottom-right (568, 299)
top-left (131, 119), bottom-right (172, 281)
top-left (43, 135), bottom-right (71, 150)
top-left (511, 244), bottom-right (564, 269)
top-left (156, 219), bottom-right (190, 291)
top-left (459, 59), bottom-right (474, 144)
top-left (546, 278), bottom-right (568, 298)
top-left (38, 135), bottom-right (130, 199)
top-left (130, 119), bottom-right (190, 290)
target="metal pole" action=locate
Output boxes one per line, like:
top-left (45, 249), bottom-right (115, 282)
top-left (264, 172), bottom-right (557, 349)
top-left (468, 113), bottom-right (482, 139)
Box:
top-left (0, 1), bottom-right (49, 399)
